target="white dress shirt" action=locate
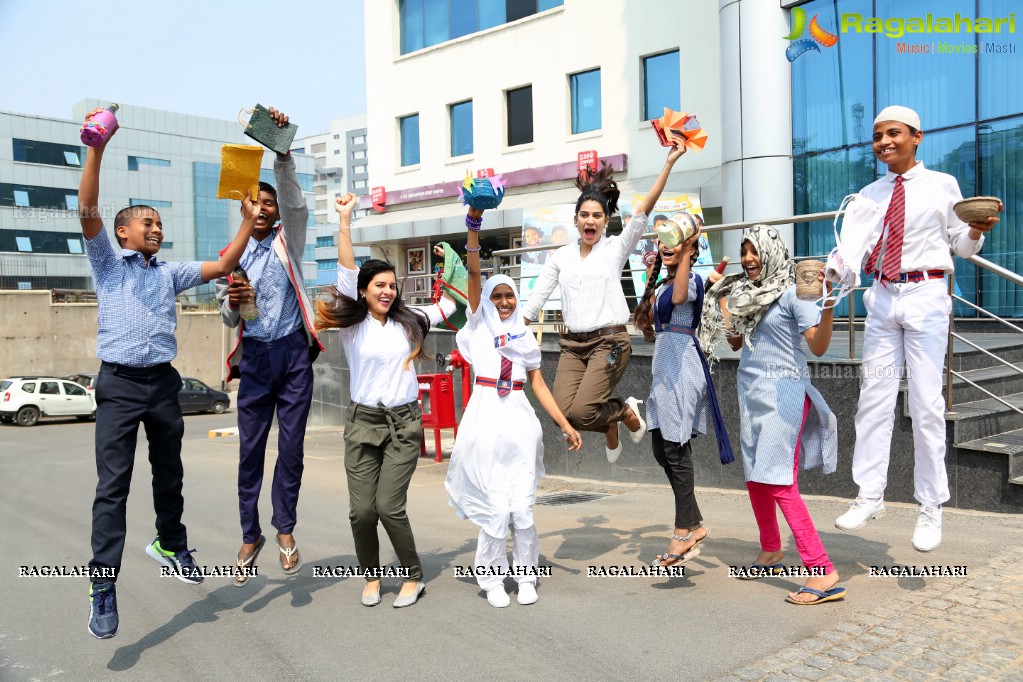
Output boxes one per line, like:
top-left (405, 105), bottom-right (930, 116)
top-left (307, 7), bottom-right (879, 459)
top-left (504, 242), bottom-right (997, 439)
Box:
top-left (336, 266), bottom-right (456, 407)
top-left (859, 162), bottom-right (984, 272)
top-left (521, 212), bottom-right (649, 332)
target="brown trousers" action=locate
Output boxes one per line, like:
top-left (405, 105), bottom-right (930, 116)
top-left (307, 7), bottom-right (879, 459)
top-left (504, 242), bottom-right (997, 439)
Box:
top-left (552, 331), bottom-right (632, 432)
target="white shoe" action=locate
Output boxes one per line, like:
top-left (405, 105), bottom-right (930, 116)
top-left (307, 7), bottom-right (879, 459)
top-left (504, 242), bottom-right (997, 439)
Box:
top-left (912, 506), bottom-right (942, 552)
top-left (486, 587), bottom-right (510, 608)
top-left (625, 397), bottom-right (647, 445)
top-left (605, 424), bottom-right (622, 464)
top-left (517, 582), bottom-right (538, 605)
top-left (835, 497), bottom-right (885, 530)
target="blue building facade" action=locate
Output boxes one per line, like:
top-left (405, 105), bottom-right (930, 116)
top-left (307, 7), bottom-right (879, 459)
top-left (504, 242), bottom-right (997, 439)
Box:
top-left (791, 0), bottom-right (1021, 317)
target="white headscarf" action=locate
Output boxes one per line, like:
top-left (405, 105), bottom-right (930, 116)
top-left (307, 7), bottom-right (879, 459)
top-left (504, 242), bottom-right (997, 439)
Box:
top-left (456, 274), bottom-right (541, 371)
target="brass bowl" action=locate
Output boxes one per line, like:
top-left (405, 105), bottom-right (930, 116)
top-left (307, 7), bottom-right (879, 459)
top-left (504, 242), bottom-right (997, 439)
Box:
top-left (953, 196), bottom-right (1001, 224)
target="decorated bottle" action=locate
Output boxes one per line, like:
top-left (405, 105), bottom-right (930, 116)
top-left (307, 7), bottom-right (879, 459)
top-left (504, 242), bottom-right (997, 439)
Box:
top-left (232, 266), bottom-right (259, 321)
top-left (80, 104), bottom-right (120, 148)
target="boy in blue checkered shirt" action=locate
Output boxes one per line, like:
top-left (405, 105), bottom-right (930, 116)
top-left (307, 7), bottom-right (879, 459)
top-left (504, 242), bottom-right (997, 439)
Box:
top-left (78, 107), bottom-right (258, 639)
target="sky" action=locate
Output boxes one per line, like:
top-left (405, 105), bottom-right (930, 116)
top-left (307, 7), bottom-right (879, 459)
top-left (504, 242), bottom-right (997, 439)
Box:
top-left (0, 0), bottom-right (367, 135)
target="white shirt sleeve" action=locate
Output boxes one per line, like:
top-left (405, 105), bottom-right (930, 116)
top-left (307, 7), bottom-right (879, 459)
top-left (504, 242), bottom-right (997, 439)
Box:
top-left (411, 295), bottom-right (457, 326)
top-left (521, 255), bottom-right (561, 321)
top-left (614, 211), bottom-right (650, 263)
top-left (336, 265), bottom-right (359, 300)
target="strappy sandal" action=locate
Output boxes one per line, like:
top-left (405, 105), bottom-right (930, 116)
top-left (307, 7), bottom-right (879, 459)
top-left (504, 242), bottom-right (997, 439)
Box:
top-left (234, 535), bottom-right (265, 587)
top-left (651, 529), bottom-right (709, 568)
top-left (277, 535), bottom-right (301, 576)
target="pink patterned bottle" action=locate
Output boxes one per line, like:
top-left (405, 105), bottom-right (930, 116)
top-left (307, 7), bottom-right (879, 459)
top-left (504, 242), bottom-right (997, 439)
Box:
top-left (80, 104), bottom-right (119, 147)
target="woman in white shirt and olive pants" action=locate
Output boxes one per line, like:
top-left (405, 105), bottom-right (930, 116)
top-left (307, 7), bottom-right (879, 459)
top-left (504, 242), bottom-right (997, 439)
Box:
top-left (522, 146), bottom-right (687, 461)
top-left (317, 194), bottom-right (455, 608)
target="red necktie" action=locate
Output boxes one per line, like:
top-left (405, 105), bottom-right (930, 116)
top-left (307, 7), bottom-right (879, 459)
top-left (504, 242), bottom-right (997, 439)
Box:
top-left (865, 176), bottom-right (905, 280)
top-left (497, 357), bottom-right (513, 397)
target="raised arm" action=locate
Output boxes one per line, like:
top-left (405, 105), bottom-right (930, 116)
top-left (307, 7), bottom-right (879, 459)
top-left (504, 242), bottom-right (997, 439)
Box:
top-left (671, 237), bottom-right (697, 305)
top-left (334, 193), bottom-right (358, 269)
top-left (465, 207), bottom-right (483, 313)
top-left (803, 271), bottom-right (835, 357)
top-left (634, 145), bottom-right (687, 217)
top-left (200, 195), bottom-right (258, 281)
top-left (527, 369), bottom-right (581, 451)
top-left (78, 108), bottom-right (114, 240)
top-left (267, 108), bottom-right (310, 250)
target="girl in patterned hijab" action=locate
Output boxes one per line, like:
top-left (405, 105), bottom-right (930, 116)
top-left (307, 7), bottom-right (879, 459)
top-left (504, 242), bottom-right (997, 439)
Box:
top-left (699, 224), bottom-right (794, 360)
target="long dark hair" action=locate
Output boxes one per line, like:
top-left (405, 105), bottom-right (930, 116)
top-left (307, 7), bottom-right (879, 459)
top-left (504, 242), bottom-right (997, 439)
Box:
top-left (315, 259), bottom-right (430, 369)
top-left (633, 240), bottom-right (702, 343)
top-left (575, 161), bottom-right (620, 217)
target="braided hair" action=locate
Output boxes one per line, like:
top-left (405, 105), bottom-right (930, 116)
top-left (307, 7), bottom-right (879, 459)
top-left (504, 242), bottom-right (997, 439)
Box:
top-left (574, 161), bottom-right (621, 217)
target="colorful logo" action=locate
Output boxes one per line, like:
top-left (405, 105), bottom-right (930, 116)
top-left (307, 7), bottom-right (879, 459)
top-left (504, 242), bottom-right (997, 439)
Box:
top-left (784, 7), bottom-right (839, 62)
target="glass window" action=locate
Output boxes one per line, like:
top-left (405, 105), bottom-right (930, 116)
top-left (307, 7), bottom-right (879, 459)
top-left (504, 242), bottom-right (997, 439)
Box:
top-left (400, 114), bottom-right (420, 166)
top-left (352, 135), bottom-right (366, 145)
top-left (642, 51), bottom-right (680, 120)
top-left (40, 381), bottom-right (59, 395)
top-left (16, 236), bottom-right (32, 252)
top-left (478, 0), bottom-right (505, 30)
top-left (129, 199), bottom-right (172, 207)
top-left (128, 156), bottom-right (171, 170)
top-left (538, 0), bottom-right (561, 9)
top-left (976, 115), bottom-right (1022, 318)
top-left (507, 0), bottom-right (537, 22)
top-left (67, 238), bottom-right (83, 254)
top-left (352, 150), bottom-right (366, 160)
top-left (450, 0), bottom-right (475, 39)
top-left (310, 142), bottom-right (327, 154)
top-left (791, 0), bottom-right (874, 153)
top-left (161, 241), bottom-right (173, 249)
top-left (63, 382), bottom-right (87, 396)
top-left (400, 0), bottom-right (425, 53)
top-left (875, 0), bottom-right (975, 131)
top-left (571, 69), bottom-right (602, 134)
top-left (400, 0), bottom-right (561, 54)
top-left (13, 139), bottom-right (85, 167)
top-left (21, 382), bottom-right (36, 393)
top-left (14, 191), bottom-right (29, 207)
top-left (507, 86), bottom-right (533, 146)
top-left (979, 0), bottom-right (1023, 120)
top-left (333, 134), bottom-right (340, 140)
top-left (450, 100), bottom-right (474, 156)
top-left (65, 194), bottom-right (79, 211)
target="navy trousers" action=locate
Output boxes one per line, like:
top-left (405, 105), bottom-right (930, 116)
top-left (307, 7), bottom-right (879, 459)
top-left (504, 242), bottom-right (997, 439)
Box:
top-left (90, 362), bottom-right (187, 584)
top-left (237, 329), bottom-right (314, 543)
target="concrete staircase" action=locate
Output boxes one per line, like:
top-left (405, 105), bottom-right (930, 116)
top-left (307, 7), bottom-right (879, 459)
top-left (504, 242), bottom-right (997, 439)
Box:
top-left (902, 334), bottom-right (1023, 511)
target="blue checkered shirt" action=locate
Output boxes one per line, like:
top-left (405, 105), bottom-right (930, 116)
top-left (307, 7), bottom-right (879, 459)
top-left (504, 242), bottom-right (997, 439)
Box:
top-left (237, 231), bottom-right (303, 342)
top-left (85, 230), bottom-right (204, 367)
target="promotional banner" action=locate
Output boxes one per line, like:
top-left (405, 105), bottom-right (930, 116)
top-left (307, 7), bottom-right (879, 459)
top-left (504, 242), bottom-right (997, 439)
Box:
top-left (519, 205), bottom-right (574, 312)
top-left (623, 193), bottom-right (713, 304)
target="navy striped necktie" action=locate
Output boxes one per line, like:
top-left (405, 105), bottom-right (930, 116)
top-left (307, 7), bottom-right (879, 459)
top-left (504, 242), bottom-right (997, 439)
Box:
top-left (497, 357), bottom-right (513, 397)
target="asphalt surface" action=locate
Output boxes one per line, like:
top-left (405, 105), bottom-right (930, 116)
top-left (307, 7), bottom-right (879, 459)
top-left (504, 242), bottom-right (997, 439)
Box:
top-left (2, 414), bottom-right (1022, 681)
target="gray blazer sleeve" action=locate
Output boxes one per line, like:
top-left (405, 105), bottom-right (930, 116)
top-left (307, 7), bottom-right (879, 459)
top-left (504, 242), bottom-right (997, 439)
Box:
top-left (274, 153), bottom-right (309, 252)
top-left (215, 276), bottom-right (241, 328)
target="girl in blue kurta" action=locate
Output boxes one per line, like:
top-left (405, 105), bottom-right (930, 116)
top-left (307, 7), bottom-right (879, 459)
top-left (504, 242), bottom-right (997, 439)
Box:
top-left (633, 214), bottom-right (733, 567)
top-left (701, 225), bottom-right (845, 605)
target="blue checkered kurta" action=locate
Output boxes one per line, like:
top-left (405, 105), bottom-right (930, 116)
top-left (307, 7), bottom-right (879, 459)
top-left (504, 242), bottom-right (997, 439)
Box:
top-left (737, 287), bottom-right (838, 485)
top-left (646, 274), bottom-right (709, 444)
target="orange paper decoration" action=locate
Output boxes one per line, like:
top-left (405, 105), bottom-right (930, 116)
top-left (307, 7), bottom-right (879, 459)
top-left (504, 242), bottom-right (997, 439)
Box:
top-left (658, 108), bottom-right (708, 152)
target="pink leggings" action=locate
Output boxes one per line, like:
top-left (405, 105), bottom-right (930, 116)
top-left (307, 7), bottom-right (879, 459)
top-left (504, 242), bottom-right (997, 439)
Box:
top-left (745, 395), bottom-right (834, 575)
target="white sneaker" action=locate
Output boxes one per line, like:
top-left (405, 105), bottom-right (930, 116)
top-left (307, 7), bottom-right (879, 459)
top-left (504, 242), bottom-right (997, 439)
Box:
top-left (517, 582), bottom-right (538, 605)
top-left (625, 397), bottom-right (647, 445)
top-left (486, 587), bottom-right (510, 608)
top-left (912, 506), bottom-right (942, 552)
top-left (835, 497), bottom-right (885, 530)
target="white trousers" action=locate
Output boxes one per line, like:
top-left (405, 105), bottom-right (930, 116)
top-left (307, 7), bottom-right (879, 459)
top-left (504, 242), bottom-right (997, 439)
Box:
top-left (474, 525), bottom-right (539, 592)
top-left (852, 278), bottom-right (951, 507)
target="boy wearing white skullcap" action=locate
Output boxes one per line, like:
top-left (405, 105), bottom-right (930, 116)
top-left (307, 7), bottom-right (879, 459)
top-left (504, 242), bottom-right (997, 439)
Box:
top-left (835, 106), bottom-right (1002, 551)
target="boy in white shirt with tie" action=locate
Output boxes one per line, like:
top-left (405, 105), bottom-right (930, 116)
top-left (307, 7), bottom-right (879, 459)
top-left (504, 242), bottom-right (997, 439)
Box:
top-left (835, 106), bottom-right (1001, 551)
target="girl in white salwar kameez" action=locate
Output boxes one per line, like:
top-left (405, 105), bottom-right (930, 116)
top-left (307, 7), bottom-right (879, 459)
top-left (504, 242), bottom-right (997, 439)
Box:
top-left (445, 207), bottom-right (581, 608)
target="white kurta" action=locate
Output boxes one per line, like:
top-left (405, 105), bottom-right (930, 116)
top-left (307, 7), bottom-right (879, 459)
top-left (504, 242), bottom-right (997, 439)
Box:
top-left (444, 307), bottom-right (545, 539)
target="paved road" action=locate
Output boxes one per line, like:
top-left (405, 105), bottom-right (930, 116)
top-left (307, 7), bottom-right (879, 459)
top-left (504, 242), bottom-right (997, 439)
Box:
top-left (2, 415), bottom-right (1021, 681)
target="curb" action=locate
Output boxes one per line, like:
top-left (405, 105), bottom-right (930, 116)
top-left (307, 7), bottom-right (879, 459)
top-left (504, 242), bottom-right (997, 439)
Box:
top-left (208, 426), bottom-right (239, 438)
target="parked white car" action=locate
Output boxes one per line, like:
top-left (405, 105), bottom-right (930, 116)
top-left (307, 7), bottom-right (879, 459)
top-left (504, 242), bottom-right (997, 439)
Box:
top-left (0, 377), bottom-right (97, 426)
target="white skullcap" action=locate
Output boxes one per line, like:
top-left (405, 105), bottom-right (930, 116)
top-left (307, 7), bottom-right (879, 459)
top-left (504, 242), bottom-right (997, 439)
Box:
top-left (874, 106), bottom-right (921, 131)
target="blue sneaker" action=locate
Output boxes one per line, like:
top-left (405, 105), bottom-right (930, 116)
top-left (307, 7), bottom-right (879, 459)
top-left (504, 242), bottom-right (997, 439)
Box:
top-left (88, 582), bottom-right (118, 639)
top-left (145, 537), bottom-right (204, 585)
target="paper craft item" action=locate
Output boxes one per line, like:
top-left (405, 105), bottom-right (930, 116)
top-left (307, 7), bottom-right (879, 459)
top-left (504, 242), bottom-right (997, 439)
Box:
top-left (432, 242), bottom-right (469, 330)
top-left (458, 171), bottom-right (506, 210)
top-left (651, 108), bottom-right (708, 152)
top-left (241, 104), bottom-right (298, 155)
top-left (217, 144), bottom-right (263, 200)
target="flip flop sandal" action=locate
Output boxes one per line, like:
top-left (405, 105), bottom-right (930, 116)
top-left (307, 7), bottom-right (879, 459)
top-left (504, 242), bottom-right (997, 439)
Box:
top-left (736, 562), bottom-right (785, 581)
top-left (785, 586), bottom-right (847, 605)
top-left (278, 539), bottom-right (301, 576)
top-left (234, 535), bottom-right (265, 587)
top-left (650, 529), bottom-right (709, 568)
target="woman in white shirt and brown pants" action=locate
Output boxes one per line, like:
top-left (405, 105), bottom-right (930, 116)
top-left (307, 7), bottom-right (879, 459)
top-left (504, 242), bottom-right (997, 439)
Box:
top-left (316, 194), bottom-right (455, 608)
top-left (521, 146), bottom-right (687, 461)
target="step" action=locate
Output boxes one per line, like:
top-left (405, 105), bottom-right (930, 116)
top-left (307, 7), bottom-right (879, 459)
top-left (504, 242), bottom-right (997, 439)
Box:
top-left (946, 392), bottom-right (1023, 444)
top-left (899, 364), bottom-right (1023, 407)
top-left (948, 334), bottom-right (1023, 372)
top-left (955, 427), bottom-right (1023, 455)
top-left (1011, 475), bottom-right (1023, 486)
